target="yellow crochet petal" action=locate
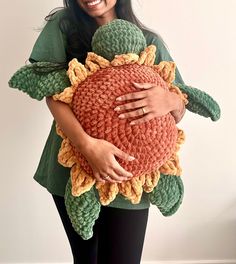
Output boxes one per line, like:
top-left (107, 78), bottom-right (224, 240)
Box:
top-left (85, 52), bottom-right (110, 75)
top-left (118, 177), bottom-right (143, 204)
top-left (152, 61), bottom-right (176, 83)
top-left (58, 138), bottom-right (77, 168)
top-left (159, 153), bottom-right (182, 176)
top-left (138, 45), bottom-right (156, 66)
top-left (143, 170), bottom-right (160, 193)
top-left (67, 58), bottom-right (88, 86)
top-left (159, 128), bottom-right (185, 176)
top-left (55, 123), bottom-right (66, 139)
top-left (175, 129), bottom-right (185, 152)
top-left (71, 164), bottom-right (96, 196)
top-left (170, 84), bottom-right (189, 105)
top-left (96, 182), bottom-right (119, 206)
top-left (111, 53), bottom-right (139, 66)
top-left (52, 86), bottom-right (76, 104)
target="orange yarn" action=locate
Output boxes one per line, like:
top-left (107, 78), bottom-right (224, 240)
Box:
top-left (71, 64), bottom-right (178, 177)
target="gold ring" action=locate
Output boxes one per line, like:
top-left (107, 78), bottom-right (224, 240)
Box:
top-left (142, 107), bottom-right (147, 115)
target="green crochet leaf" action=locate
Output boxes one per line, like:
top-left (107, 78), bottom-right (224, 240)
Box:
top-left (175, 83), bottom-right (221, 121)
top-left (149, 174), bottom-right (184, 216)
top-left (8, 62), bottom-right (70, 101)
top-left (64, 178), bottom-right (101, 240)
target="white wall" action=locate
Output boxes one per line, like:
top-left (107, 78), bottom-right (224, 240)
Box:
top-left (1, 0), bottom-right (235, 263)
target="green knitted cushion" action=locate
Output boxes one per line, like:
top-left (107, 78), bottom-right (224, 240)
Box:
top-left (92, 19), bottom-right (147, 61)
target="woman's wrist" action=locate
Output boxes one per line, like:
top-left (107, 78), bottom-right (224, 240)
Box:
top-left (168, 91), bottom-right (185, 123)
top-left (73, 132), bottom-right (93, 154)
top-left (168, 91), bottom-right (182, 112)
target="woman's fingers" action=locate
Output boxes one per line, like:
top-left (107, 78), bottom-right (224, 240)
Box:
top-left (115, 83), bottom-right (154, 102)
top-left (113, 164), bottom-right (133, 180)
top-left (114, 98), bottom-right (147, 112)
top-left (114, 82), bottom-right (158, 120)
top-left (96, 148), bottom-right (135, 183)
top-left (118, 107), bottom-right (151, 120)
top-left (129, 113), bottom-right (154, 125)
top-left (104, 170), bottom-right (127, 183)
top-left (94, 172), bottom-right (105, 183)
top-left (94, 171), bottom-right (118, 183)
top-left (116, 91), bottom-right (147, 101)
top-left (112, 148), bottom-right (134, 178)
top-left (85, 138), bottom-right (135, 183)
top-left (133, 82), bottom-right (155, 89)
top-left (113, 146), bottom-right (135, 164)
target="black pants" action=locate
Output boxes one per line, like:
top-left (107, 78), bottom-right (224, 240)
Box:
top-left (52, 194), bottom-right (149, 264)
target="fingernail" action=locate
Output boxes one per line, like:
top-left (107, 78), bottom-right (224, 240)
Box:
top-left (116, 97), bottom-right (122, 101)
top-left (128, 156), bottom-right (135, 161)
top-left (114, 106), bottom-right (120, 111)
top-left (119, 114), bottom-right (125, 119)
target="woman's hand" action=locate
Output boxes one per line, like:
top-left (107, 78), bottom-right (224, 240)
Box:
top-left (46, 97), bottom-right (135, 184)
top-left (114, 82), bottom-right (185, 124)
top-left (77, 136), bottom-right (135, 184)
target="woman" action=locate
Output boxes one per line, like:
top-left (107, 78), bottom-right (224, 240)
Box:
top-left (29, 0), bottom-right (185, 263)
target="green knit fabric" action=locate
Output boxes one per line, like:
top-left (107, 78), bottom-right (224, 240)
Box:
top-left (149, 174), bottom-right (184, 216)
top-left (64, 177), bottom-right (101, 240)
top-left (176, 82), bottom-right (221, 121)
top-left (8, 62), bottom-right (69, 101)
top-left (92, 19), bottom-right (147, 61)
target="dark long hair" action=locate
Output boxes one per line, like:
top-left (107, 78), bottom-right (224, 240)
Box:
top-left (47, 0), bottom-right (159, 64)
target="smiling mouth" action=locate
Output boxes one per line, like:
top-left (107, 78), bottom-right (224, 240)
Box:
top-left (86, 0), bottom-right (102, 7)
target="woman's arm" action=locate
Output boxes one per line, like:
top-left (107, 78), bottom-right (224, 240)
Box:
top-left (46, 97), bottom-right (134, 183)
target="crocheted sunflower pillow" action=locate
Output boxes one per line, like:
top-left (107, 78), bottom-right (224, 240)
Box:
top-left (9, 19), bottom-right (221, 240)
top-left (52, 20), bottom-right (188, 207)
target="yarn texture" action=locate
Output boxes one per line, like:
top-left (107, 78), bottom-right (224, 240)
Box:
top-left (8, 62), bottom-right (70, 100)
top-left (149, 174), bottom-right (184, 216)
top-left (64, 178), bottom-right (100, 240)
top-left (92, 19), bottom-right (147, 61)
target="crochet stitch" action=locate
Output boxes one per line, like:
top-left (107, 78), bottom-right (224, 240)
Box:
top-left (9, 62), bottom-right (70, 100)
top-left (149, 174), bottom-right (184, 216)
top-left (64, 178), bottom-right (100, 240)
top-left (92, 19), bottom-right (147, 61)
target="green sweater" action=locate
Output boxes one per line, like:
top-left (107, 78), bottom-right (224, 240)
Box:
top-left (30, 10), bottom-right (185, 210)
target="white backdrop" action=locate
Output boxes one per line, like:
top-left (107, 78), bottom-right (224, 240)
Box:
top-left (1, 0), bottom-right (235, 263)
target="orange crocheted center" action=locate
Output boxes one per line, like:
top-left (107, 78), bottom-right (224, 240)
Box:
top-left (72, 64), bottom-right (178, 176)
